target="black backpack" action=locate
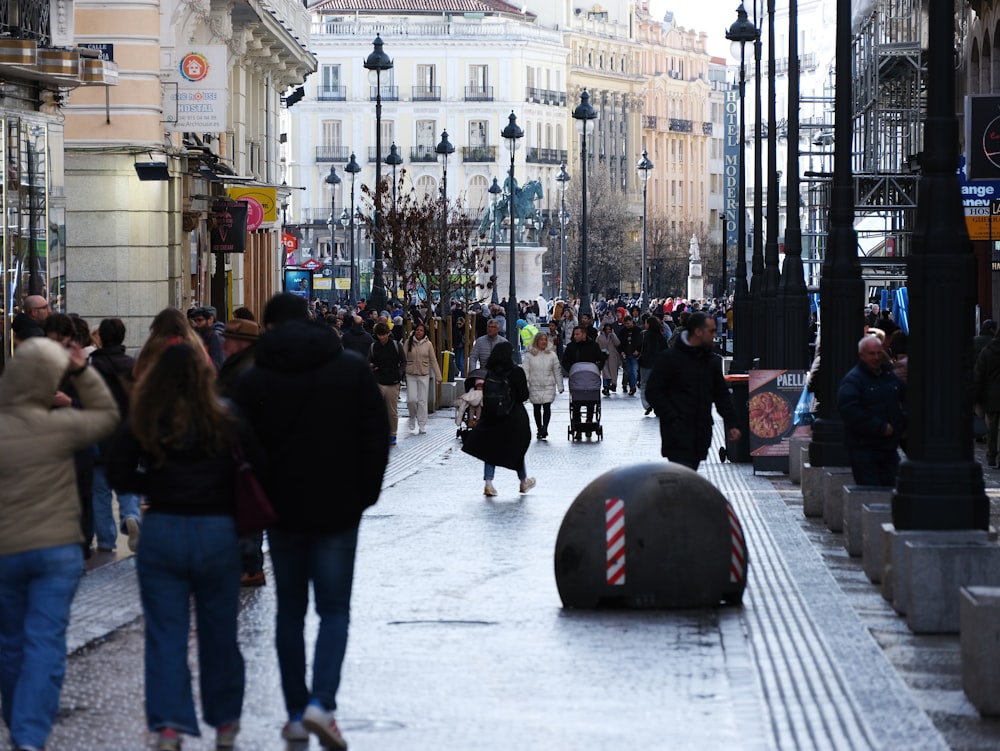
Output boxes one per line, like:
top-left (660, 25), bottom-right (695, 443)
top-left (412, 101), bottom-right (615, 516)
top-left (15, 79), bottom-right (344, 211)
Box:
top-left (482, 370), bottom-right (514, 418)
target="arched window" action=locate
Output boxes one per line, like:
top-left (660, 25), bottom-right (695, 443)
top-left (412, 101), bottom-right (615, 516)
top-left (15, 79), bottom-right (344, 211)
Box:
top-left (415, 174), bottom-right (437, 202)
top-left (467, 174), bottom-right (489, 214)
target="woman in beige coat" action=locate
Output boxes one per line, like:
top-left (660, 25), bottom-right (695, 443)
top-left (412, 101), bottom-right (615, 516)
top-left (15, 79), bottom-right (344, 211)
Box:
top-left (0, 337), bottom-right (118, 751)
top-left (405, 322), bottom-right (443, 434)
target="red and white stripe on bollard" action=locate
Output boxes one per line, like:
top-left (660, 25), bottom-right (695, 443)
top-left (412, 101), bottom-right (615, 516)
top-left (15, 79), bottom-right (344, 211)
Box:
top-left (605, 498), bottom-right (626, 586)
top-left (727, 501), bottom-right (748, 587)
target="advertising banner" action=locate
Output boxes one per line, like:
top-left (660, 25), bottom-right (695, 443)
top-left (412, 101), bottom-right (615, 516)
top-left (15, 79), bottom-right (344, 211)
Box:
top-left (724, 89), bottom-right (739, 267)
top-left (227, 187), bottom-right (277, 229)
top-left (210, 201), bottom-right (247, 254)
top-left (163, 46), bottom-right (228, 131)
top-left (966, 96), bottom-right (1000, 180)
top-left (748, 369), bottom-right (812, 471)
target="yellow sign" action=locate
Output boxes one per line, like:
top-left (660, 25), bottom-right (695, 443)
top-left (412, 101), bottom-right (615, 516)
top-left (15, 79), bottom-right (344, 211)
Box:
top-left (964, 214), bottom-right (1000, 241)
top-left (226, 187), bottom-right (277, 223)
top-left (313, 278), bottom-right (332, 290)
top-left (335, 277), bottom-right (350, 290)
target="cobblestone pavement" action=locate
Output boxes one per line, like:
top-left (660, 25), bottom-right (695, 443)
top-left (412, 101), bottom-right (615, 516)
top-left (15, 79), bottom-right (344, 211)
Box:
top-left (4, 390), bottom-right (1000, 750)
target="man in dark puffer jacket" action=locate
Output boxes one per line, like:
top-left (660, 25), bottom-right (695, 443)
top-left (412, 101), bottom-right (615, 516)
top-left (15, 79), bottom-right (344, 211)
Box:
top-left (234, 293), bottom-right (388, 749)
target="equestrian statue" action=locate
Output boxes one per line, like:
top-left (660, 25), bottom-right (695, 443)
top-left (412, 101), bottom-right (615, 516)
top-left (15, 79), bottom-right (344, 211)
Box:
top-left (478, 177), bottom-right (544, 242)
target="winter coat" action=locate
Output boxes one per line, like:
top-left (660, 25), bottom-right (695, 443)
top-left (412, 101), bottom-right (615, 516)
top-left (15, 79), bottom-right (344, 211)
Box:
top-left (460, 365), bottom-right (531, 470)
top-left (596, 331), bottom-right (622, 381)
top-left (618, 325), bottom-right (643, 359)
top-left (0, 338), bottom-right (119, 556)
top-left (638, 324), bottom-right (668, 368)
top-left (523, 347), bottom-right (563, 404)
top-left (405, 335), bottom-right (443, 380)
top-left (976, 337), bottom-right (1000, 411)
top-left (644, 332), bottom-right (736, 465)
top-left (562, 338), bottom-right (605, 373)
top-left (838, 360), bottom-right (906, 452)
top-left (469, 333), bottom-right (508, 370)
top-left (370, 337), bottom-right (406, 386)
top-left (234, 321), bottom-right (389, 535)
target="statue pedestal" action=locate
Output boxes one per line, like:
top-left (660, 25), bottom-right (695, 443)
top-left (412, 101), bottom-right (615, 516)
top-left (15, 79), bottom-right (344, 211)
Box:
top-left (688, 262), bottom-right (704, 301)
top-left (483, 243), bottom-right (547, 304)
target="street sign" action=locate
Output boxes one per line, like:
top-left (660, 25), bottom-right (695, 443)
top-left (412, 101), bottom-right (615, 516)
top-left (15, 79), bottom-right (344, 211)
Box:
top-left (301, 259), bottom-right (322, 271)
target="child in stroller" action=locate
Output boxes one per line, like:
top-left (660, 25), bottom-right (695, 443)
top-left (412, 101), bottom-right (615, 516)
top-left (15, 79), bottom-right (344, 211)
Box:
top-left (567, 361), bottom-right (603, 440)
top-left (454, 368), bottom-right (486, 437)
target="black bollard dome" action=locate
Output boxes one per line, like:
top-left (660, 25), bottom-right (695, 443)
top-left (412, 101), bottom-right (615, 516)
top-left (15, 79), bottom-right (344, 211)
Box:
top-left (554, 462), bottom-right (748, 609)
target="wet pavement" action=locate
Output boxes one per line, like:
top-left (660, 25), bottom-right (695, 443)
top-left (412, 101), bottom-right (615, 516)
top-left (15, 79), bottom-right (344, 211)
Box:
top-left (5, 389), bottom-right (1000, 750)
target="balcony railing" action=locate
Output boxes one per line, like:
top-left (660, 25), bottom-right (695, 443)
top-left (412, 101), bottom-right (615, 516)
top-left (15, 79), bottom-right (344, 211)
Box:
top-left (368, 147), bottom-right (395, 162)
top-left (410, 147), bottom-right (438, 163)
top-left (369, 85), bottom-right (399, 101)
top-left (315, 146), bottom-right (349, 162)
top-left (317, 85), bottom-right (346, 101)
top-left (525, 87), bottom-right (567, 106)
top-left (412, 85), bottom-right (441, 101)
top-left (643, 115), bottom-right (657, 129)
top-left (465, 85), bottom-right (494, 101)
top-left (668, 118), bottom-right (693, 133)
top-left (525, 147), bottom-right (567, 165)
top-left (702, 122), bottom-right (713, 136)
top-left (462, 145), bottom-right (497, 162)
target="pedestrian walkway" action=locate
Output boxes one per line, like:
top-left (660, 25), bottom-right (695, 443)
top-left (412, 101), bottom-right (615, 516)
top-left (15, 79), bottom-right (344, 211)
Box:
top-left (19, 390), bottom-right (1000, 750)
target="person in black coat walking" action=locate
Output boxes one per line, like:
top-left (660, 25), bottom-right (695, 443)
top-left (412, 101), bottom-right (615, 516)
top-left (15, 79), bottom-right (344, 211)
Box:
top-left (645, 312), bottom-right (740, 470)
top-left (460, 341), bottom-right (535, 496)
top-left (233, 293), bottom-right (388, 750)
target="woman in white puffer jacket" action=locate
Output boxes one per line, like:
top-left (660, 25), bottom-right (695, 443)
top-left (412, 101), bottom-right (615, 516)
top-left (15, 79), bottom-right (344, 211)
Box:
top-left (522, 331), bottom-right (563, 440)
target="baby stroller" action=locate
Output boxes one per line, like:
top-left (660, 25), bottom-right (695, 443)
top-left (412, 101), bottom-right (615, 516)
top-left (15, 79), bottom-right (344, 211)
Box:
top-left (455, 368), bottom-right (487, 439)
top-left (567, 361), bottom-right (603, 441)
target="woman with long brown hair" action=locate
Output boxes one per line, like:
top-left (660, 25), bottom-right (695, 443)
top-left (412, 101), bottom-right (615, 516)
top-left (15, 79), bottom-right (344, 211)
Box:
top-left (133, 307), bottom-right (206, 381)
top-left (108, 342), bottom-right (262, 750)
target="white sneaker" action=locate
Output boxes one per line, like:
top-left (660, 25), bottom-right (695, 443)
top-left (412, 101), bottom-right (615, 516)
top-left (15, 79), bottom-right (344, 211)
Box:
top-left (483, 481), bottom-right (498, 497)
top-left (519, 478), bottom-right (536, 493)
top-left (302, 703), bottom-right (347, 750)
top-left (418, 427), bottom-right (427, 434)
top-left (281, 719), bottom-right (308, 742)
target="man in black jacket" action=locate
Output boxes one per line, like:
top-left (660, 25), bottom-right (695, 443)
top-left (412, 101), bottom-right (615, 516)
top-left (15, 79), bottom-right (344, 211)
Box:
top-left (369, 321), bottom-right (405, 446)
top-left (234, 293), bottom-right (388, 750)
top-left (645, 312), bottom-right (740, 470)
top-left (618, 316), bottom-right (643, 396)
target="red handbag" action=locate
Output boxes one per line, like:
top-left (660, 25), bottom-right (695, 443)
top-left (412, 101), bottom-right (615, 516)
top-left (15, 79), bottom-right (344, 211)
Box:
top-left (232, 439), bottom-right (276, 535)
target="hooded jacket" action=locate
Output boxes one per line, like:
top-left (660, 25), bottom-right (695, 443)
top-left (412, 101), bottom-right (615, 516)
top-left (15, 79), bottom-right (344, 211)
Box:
top-left (0, 338), bottom-right (119, 556)
top-left (234, 321), bottom-right (389, 534)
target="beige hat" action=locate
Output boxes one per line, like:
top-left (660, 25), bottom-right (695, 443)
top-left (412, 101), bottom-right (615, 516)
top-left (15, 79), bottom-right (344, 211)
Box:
top-left (223, 319), bottom-right (260, 341)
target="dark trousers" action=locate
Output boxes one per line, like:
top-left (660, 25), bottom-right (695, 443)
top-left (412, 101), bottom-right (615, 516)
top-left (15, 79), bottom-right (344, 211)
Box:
top-left (533, 403), bottom-right (551, 433)
top-left (848, 448), bottom-right (900, 487)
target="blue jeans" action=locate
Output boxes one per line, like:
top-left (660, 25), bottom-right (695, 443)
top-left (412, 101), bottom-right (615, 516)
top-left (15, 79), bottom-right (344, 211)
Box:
top-left (623, 356), bottom-right (639, 390)
top-left (269, 526), bottom-right (359, 715)
top-left (92, 464), bottom-right (142, 550)
top-left (137, 514), bottom-right (244, 735)
top-left (0, 543), bottom-right (83, 749)
top-left (484, 462), bottom-right (527, 481)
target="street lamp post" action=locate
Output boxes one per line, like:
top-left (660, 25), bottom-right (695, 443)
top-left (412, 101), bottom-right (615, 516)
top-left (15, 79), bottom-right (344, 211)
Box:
top-left (636, 149), bottom-right (653, 305)
top-left (489, 176), bottom-right (502, 304)
top-left (890, 0), bottom-right (988, 530)
top-left (763, 0), bottom-right (781, 367)
top-left (555, 163), bottom-right (570, 301)
top-left (344, 152), bottom-right (361, 306)
top-left (808, 0), bottom-right (862, 470)
top-left (725, 2), bottom-right (758, 464)
top-left (751, 0), bottom-right (765, 365)
top-left (572, 91), bottom-right (597, 317)
top-left (501, 111), bottom-right (524, 360)
top-left (435, 129), bottom-right (455, 254)
top-left (324, 165), bottom-right (340, 270)
top-left (364, 35), bottom-right (393, 312)
top-left (385, 142), bottom-right (403, 304)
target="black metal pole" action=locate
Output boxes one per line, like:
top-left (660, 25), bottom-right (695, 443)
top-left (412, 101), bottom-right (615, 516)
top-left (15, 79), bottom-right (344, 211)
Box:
top-left (580, 125), bottom-right (590, 317)
top-left (507, 144), bottom-right (518, 360)
top-left (751, 0), bottom-right (765, 365)
top-left (775, 0), bottom-right (809, 369)
top-left (762, 0), bottom-right (780, 368)
top-left (808, 0), bottom-right (862, 469)
top-left (891, 0), bottom-right (988, 530)
top-left (730, 40), bottom-right (751, 374)
top-left (349, 175), bottom-right (356, 306)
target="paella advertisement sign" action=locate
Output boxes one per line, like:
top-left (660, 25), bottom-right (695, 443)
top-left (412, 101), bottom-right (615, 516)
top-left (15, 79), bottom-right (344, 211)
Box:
top-left (748, 369), bottom-right (811, 459)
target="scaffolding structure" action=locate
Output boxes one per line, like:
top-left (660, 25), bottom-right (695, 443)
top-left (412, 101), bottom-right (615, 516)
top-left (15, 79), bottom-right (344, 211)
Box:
top-left (851, 0), bottom-right (925, 258)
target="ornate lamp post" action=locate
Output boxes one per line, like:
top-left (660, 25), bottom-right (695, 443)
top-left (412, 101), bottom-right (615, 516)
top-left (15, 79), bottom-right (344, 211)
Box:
top-left (364, 35), bottom-right (393, 311)
top-left (726, 3), bottom-right (758, 376)
top-left (762, 0), bottom-right (781, 367)
top-left (501, 111), bottom-right (523, 360)
top-left (435, 129), bottom-right (455, 253)
top-left (751, 0), bottom-right (766, 364)
top-left (636, 149), bottom-right (653, 304)
top-left (555, 162), bottom-right (570, 301)
top-left (572, 90), bottom-right (597, 317)
top-left (324, 165), bottom-right (340, 266)
top-left (343, 152), bottom-right (361, 306)
top-left (385, 142), bottom-right (403, 304)
top-left (489, 176), bottom-right (502, 304)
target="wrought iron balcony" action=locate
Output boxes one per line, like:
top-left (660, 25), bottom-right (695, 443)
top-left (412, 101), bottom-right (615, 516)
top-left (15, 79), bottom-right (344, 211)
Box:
top-left (525, 87), bottom-right (567, 106)
top-left (315, 146), bottom-right (349, 162)
top-left (462, 145), bottom-right (497, 162)
top-left (464, 85), bottom-right (494, 101)
top-left (317, 85), bottom-right (346, 101)
top-left (409, 147), bottom-right (438, 163)
top-left (668, 118), bottom-right (693, 133)
top-left (412, 85), bottom-right (441, 101)
top-left (369, 85), bottom-right (398, 101)
top-left (525, 147), bottom-right (567, 165)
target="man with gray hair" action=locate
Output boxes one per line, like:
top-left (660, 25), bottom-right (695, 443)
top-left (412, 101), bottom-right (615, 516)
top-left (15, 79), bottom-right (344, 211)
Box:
top-left (469, 318), bottom-right (508, 370)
